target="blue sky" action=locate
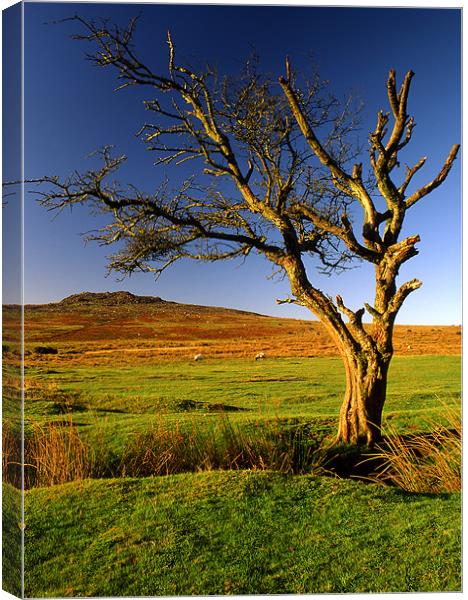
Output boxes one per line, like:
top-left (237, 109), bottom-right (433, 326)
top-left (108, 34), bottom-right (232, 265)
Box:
top-left (6, 3), bottom-right (462, 324)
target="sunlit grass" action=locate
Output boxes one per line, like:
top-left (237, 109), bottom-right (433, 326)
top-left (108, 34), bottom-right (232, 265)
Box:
top-left (24, 472), bottom-right (461, 596)
top-left (3, 301), bottom-right (461, 597)
top-left (363, 404), bottom-right (461, 493)
top-left (25, 355), bottom-right (460, 423)
top-left (4, 354), bottom-right (460, 597)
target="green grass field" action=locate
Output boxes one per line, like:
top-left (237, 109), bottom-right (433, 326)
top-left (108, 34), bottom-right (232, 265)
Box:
top-left (25, 472), bottom-right (460, 596)
top-left (26, 355), bottom-right (460, 441)
top-left (3, 353), bottom-right (462, 596)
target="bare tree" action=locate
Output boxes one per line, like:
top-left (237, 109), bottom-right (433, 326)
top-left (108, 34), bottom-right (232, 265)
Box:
top-left (33, 17), bottom-right (459, 445)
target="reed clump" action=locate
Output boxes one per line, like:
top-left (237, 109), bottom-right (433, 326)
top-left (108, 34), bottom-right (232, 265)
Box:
top-left (24, 420), bottom-right (91, 487)
top-left (3, 407), bottom-right (460, 493)
top-left (3, 415), bottom-right (324, 488)
top-left (365, 407), bottom-right (461, 493)
top-left (119, 417), bottom-right (321, 477)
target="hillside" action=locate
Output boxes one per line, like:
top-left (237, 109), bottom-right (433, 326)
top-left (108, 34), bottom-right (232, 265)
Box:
top-left (2, 291), bottom-right (461, 366)
top-left (57, 291), bottom-right (167, 306)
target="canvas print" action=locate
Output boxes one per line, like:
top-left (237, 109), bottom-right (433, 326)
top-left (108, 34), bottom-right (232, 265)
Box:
top-left (2, 2), bottom-right (461, 597)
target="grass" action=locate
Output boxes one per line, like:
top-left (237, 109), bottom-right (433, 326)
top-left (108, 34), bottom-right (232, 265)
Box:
top-left (5, 406), bottom-right (461, 499)
top-left (2, 299), bottom-right (461, 596)
top-left (25, 471), bottom-right (461, 596)
top-left (7, 401), bottom-right (461, 492)
top-left (5, 353), bottom-right (461, 596)
top-left (23, 356), bottom-right (461, 444)
top-left (5, 413), bottom-right (333, 488)
top-left (2, 355), bottom-right (459, 490)
top-left (2, 483), bottom-right (22, 598)
top-left (364, 406), bottom-right (461, 493)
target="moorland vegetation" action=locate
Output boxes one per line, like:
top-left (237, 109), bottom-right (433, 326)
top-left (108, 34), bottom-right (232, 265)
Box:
top-left (2, 295), bottom-right (461, 595)
top-left (3, 13), bottom-right (460, 595)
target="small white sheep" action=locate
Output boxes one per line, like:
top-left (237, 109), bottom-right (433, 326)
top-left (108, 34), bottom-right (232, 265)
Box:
top-left (255, 352), bottom-right (266, 360)
top-left (194, 353), bottom-right (204, 361)
top-left (407, 345), bottom-right (412, 350)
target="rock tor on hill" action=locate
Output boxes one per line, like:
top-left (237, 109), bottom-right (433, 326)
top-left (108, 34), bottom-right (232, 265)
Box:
top-left (58, 291), bottom-right (166, 306)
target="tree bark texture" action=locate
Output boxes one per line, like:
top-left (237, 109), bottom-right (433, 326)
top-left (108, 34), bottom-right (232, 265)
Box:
top-left (337, 349), bottom-right (389, 446)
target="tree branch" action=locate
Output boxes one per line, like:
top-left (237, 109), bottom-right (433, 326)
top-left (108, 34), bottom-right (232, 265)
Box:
top-left (290, 203), bottom-right (381, 263)
top-left (384, 70), bottom-right (414, 159)
top-left (398, 156), bottom-right (427, 196)
top-left (386, 69), bottom-right (400, 119)
top-left (405, 144), bottom-right (460, 208)
top-left (279, 70), bottom-right (380, 246)
top-left (336, 295), bottom-right (374, 349)
top-left (388, 278), bottom-right (422, 315)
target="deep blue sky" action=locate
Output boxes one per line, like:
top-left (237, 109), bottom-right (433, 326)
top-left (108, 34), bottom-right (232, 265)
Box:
top-left (13, 3), bottom-right (462, 323)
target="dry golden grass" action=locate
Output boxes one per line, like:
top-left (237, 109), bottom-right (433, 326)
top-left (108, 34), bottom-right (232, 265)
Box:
top-left (3, 415), bottom-right (323, 489)
top-left (119, 416), bottom-right (319, 477)
top-left (4, 299), bottom-right (460, 368)
top-left (24, 419), bottom-right (91, 487)
top-left (363, 406), bottom-right (461, 493)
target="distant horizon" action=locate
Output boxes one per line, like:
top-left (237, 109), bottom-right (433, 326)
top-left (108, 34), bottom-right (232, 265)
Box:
top-left (9, 288), bottom-right (461, 327)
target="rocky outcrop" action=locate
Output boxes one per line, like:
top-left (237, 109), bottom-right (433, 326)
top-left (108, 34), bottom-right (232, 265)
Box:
top-left (58, 291), bottom-right (166, 306)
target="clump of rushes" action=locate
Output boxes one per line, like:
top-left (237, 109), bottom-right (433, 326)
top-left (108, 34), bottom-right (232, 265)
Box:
top-left (363, 406), bottom-right (461, 493)
top-left (2, 421), bottom-right (22, 487)
top-left (118, 416), bottom-right (324, 477)
top-left (4, 407), bottom-right (460, 492)
top-left (3, 414), bottom-right (328, 488)
top-left (24, 419), bottom-right (92, 487)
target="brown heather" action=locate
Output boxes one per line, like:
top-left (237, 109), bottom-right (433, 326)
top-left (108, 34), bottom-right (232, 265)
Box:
top-left (2, 300), bottom-right (461, 370)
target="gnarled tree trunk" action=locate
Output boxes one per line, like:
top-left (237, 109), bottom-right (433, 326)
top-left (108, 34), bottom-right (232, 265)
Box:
top-left (285, 256), bottom-right (395, 447)
top-left (337, 349), bottom-right (390, 446)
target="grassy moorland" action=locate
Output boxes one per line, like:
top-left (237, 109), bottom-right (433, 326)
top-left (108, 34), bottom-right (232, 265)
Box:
top-left (2, 292), bottom-right (462, 595)
top-left (25, 473), bottom-right (460, 596)
top-left (3, 291), bottom-right (460, 364)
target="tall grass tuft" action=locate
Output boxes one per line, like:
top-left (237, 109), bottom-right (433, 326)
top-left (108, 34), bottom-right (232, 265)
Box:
top-left (3, 415), bottom-right (325, 488)
top-left (2, 421), bottom-right (23, 488)
top-left (24, 419), bottom-right (93, 487)
top-left (365, 406), bottom-right (461, 493)
top-left (119, 416), bottom-right (321, 477)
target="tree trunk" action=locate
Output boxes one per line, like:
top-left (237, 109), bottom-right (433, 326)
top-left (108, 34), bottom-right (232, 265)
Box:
top-left (336, 349), bottom-right (390, 446)
top-left (282, 257), bottom-right (394, 448)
